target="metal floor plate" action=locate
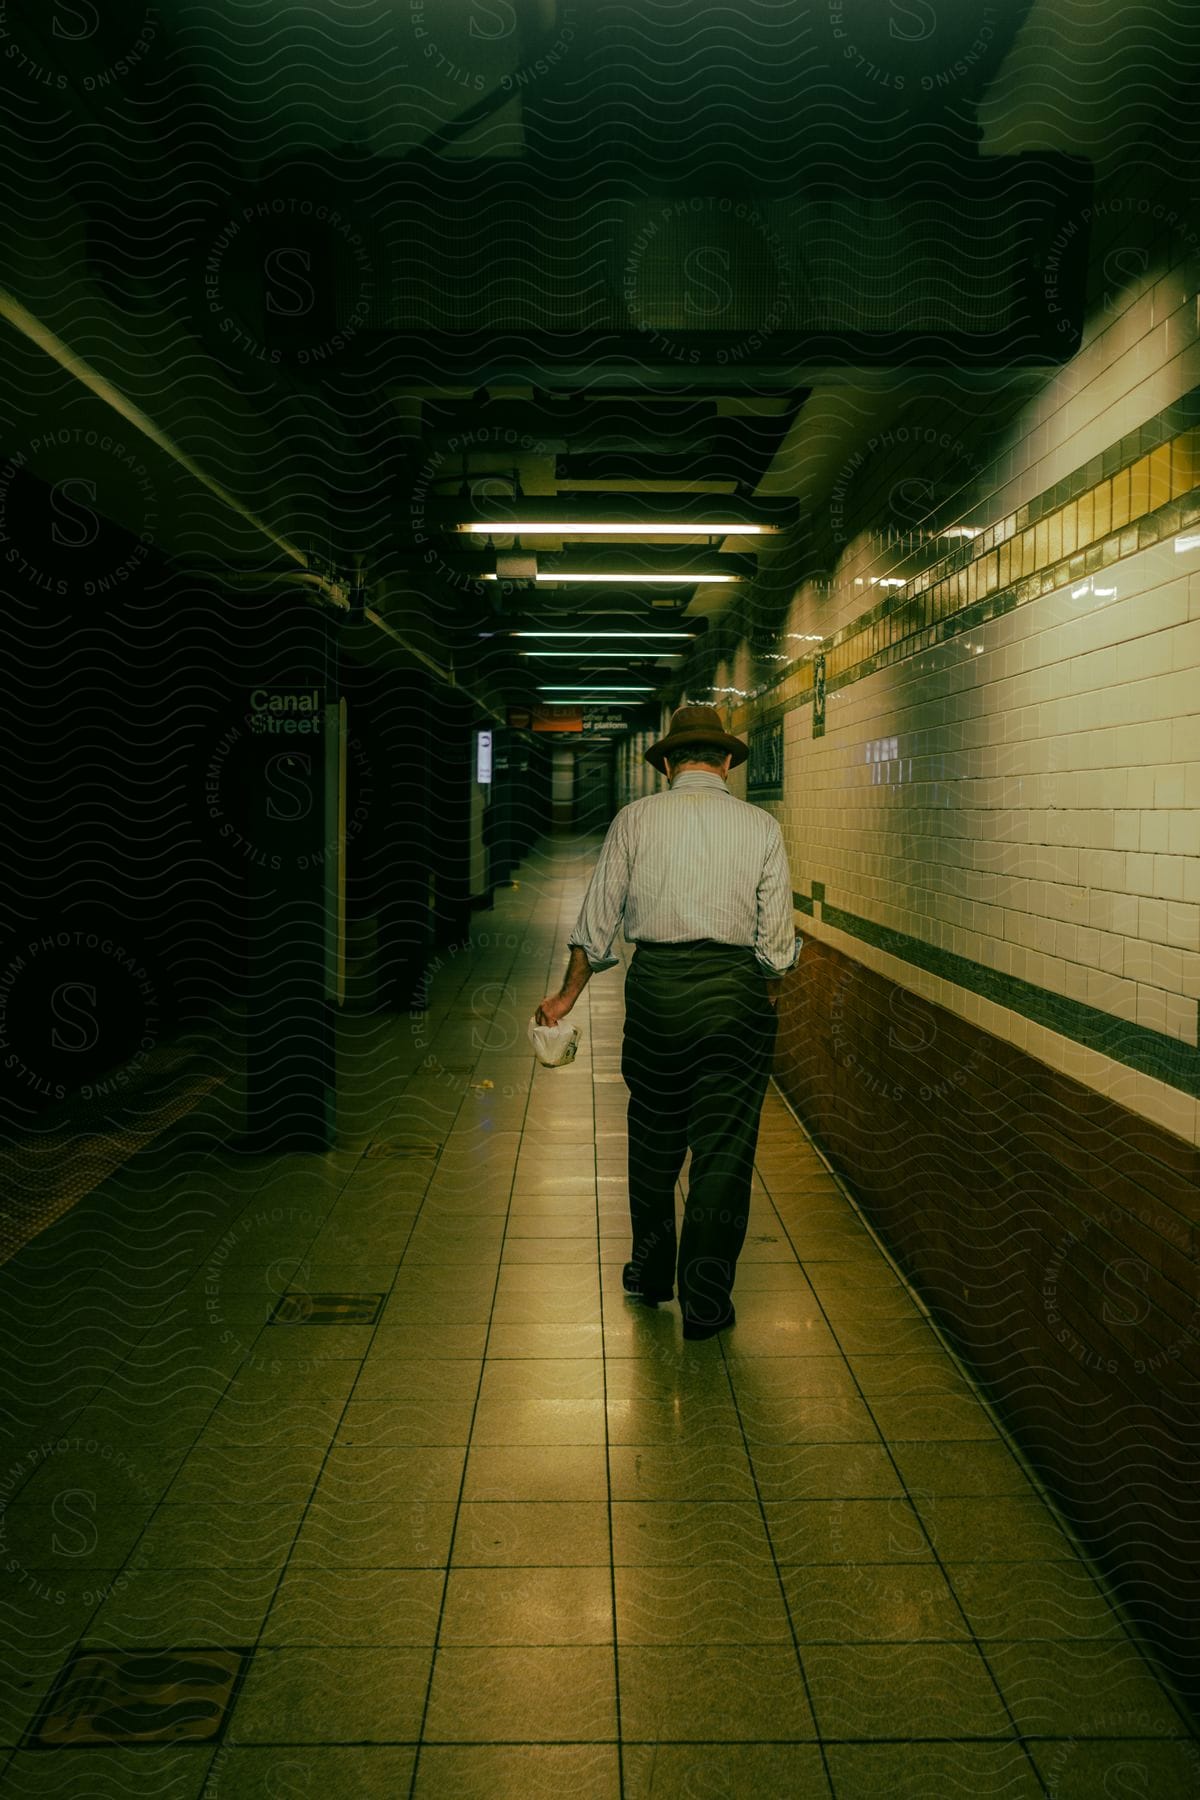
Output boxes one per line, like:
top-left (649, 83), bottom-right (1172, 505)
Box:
top-left (28, 1647), bottom-right (249, 1748)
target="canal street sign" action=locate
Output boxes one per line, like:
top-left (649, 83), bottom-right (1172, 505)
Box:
top-left (249, 687), bottom-right (323, 735)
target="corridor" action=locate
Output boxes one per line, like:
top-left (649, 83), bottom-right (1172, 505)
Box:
top-left (3, 0), bottom-right (1200, 1790)
top-left (0, 837), bottom-right (1193, 1800)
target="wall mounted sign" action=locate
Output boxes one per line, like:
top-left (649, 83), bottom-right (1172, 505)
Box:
top-left (248, 687), bottom-right (323, 735)
top-left (476, 729), bottom-right (493, 784)
top-left (812, 653), bottom-right (827, 738)
top-left (747, 716), bottom-right (784, 796)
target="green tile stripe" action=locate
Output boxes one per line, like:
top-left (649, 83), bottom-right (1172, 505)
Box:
top-left (827, 485), bottom-right (1200, 697)
top-left (826, 407), bottom-right (1198, 669)
top-left (800, 900), bottom-right (1200, 1098)
top-left (735, 381), bottom-right (1200, 712)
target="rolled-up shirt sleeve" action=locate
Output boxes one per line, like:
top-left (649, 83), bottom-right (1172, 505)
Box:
top-left (755, 822), bottom-right (803, 978)
top-left (567, 811), bottom-right (631, 973)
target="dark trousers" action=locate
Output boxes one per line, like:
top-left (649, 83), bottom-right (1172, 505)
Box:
top-left (621, 941), bottom-right (777, 1326)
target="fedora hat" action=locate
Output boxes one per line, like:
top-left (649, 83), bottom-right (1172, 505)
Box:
top-left (645, 703), bottom-right (748, 773)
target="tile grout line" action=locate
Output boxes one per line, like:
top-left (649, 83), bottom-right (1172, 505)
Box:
top-left (592, 995), bottom-right (627, 1799)
top-left (404, 934), bottom-right (536, 1800)
top-left (720, 1134), bottom-right (854, 1796)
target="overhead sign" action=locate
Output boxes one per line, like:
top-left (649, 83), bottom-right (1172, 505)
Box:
top-left (581, 714), bottom-right (631, 733)
top-left (530, 705), bottom-right (582, 734)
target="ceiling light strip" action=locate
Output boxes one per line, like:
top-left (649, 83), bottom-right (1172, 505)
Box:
top-left (513, 631), bottom-right (692, 638)
top-left (464, 522), bottom-right (770, 536)
top-left (521, 658), bottom-right (680, 666)
top-left (483, 572), bottom-right (740, 584)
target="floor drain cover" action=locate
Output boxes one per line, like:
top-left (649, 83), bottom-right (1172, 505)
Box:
top-left (270, 1292), bottom-right (384, 1325)
top-left (28, 1647), bottom-right (248, 1747)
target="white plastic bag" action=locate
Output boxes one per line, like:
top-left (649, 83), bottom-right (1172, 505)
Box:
top-left (528, 1015), bottom-right (581, 1068)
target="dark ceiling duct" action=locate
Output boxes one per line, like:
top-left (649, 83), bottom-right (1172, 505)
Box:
top-left (335, 157), bottom-right (1091, 373)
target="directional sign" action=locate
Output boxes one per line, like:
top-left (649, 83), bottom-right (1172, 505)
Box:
top-left (581, 714), bottom-right (630, 733)
top-left (530, 705), bottom-right (582, 733)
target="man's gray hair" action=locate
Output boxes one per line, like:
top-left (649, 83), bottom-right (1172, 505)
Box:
top-left (666, 743), bottom-right (729, 769)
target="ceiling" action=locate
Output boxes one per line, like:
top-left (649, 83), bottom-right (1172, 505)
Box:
top-left (4, 0), bottom-right (1175, 736)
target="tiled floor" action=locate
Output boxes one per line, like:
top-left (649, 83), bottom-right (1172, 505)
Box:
top-left (0, 836), bottom-right (1196, 1798)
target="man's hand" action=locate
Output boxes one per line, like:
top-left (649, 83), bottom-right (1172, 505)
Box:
top-left (537, 947), bottom-right (595, 1026)
top-left (536, 992), bottom-right (574, 1028)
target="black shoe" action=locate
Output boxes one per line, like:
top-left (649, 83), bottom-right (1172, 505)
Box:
top-left (681, 1307), bottom-right (736, 1341)
top-left (623, 1262), bottom-right (673, 1307)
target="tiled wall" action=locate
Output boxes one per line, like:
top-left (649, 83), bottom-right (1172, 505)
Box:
top-left (739, 518), bottom-right (1200, 1134)
top-left (612, 193), bottom-right (1200, 1701)
top-left (731, 246), bottom-right (1200, 1146)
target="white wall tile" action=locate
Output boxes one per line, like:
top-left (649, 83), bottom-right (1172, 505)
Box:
top-left (646, 227), bottom-right (1200, 1141)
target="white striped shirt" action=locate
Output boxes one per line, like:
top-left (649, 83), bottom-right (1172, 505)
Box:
top-left (568, 769), bottom-right (802, 978)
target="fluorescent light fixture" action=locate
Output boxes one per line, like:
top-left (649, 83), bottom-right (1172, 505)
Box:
top-left (471, 546), bottom-right (756, 584)
top-left (538, 685), bottom-right (654, 692)
top-left (464, 521), bottom-right (770, 536)
top-left (513, 631), bottom-right (692, 638)
top-left (483, 571), bottom-right (740, 584)
top-left (522, 650), bottom-right (671, 657)
top-left (432, 495), bottom-right (796, 538)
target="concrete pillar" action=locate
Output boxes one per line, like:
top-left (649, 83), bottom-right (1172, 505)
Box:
top-left (374, 670), bottom-right (434, 1013)
top-left (242, 605), bottom-right (341, 1151)
top-left (486, 727), bottom-right (540, 881)
top-left (469, 734), bottom-right (489, 906)
top-left (574, 745), bottom-right (614, 832)
top-left (430, 688), bottom-right (475, 946)
top-left (550, 746), bottom-right (574, 830)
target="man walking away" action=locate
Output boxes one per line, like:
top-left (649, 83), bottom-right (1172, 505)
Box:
top-left (536, 704), bottom-right (801, 1340)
